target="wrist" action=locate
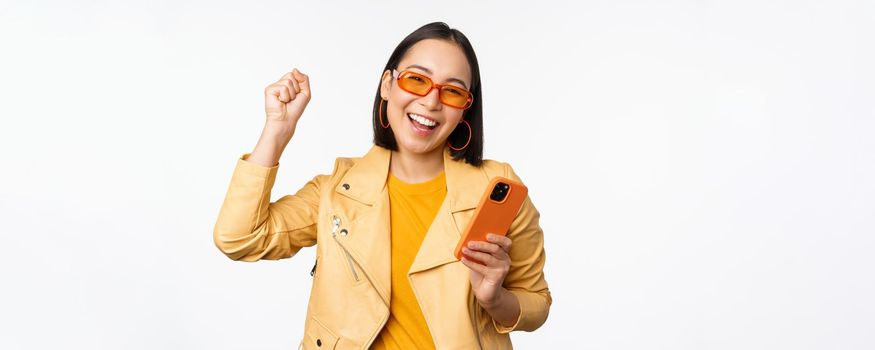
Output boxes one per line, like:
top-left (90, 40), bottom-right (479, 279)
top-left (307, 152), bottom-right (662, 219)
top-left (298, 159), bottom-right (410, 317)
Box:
top-left (248, 129), bottom-right (292, 168)
top-left (261, 123), bottom-right (295, 143)
top-left (478, 287), bottom-right (509, 310)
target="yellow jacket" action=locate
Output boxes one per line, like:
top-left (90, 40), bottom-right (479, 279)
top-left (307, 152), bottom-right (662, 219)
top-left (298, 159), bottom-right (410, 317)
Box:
top-left (214, 145), bottom-right (551, 349)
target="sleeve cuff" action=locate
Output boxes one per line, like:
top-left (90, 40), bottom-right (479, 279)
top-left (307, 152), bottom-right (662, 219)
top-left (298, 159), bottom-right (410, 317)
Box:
top-left (237, 153), bottom-right (279, 178)
top-left (491, 309), bottom-right (523, 334)
top-left (491, 290), bottom-right (548, 334)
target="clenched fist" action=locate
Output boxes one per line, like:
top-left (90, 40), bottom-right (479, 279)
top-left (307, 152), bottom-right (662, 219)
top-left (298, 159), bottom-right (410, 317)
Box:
top-left (247, 68), bottom-right (312, 167)
top-left (264, 68), bottom-right (311, 126)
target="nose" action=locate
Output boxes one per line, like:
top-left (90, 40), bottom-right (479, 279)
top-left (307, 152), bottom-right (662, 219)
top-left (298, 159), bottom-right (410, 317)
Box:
top-left (419, 87), bottom-right (442, 111)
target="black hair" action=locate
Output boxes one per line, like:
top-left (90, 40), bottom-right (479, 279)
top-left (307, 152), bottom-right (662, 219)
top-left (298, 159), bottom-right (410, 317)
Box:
top-left (372, 22), bottom-right (483, 167)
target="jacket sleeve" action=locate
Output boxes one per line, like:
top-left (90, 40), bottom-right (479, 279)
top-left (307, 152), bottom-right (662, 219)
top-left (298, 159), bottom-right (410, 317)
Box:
top-left (213, 153), bottom-right (322, 262)
top-left (491, 163), bottom-right (553, 334)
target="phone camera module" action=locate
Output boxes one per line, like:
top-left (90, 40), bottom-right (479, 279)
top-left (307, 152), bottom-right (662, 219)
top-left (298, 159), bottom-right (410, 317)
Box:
top-left (490, 182), bottom-right (510, 201)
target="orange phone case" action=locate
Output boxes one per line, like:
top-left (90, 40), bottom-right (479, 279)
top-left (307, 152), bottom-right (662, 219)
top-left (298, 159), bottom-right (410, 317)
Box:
top-left (454, 176), bottom-right (528, 264)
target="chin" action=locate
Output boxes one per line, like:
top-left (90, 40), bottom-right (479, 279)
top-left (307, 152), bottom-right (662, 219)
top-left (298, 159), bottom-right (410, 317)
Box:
top-left (398, 138), bottom-right (442, 155)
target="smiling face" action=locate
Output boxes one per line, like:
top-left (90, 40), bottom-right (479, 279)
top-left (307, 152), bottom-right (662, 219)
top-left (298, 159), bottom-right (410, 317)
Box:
top-left (379, 39), bottom-right (473, 155)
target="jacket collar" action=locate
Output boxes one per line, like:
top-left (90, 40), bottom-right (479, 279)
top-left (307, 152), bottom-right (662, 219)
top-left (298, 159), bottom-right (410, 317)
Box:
top-left (335, 144), bottom-right (485, 212)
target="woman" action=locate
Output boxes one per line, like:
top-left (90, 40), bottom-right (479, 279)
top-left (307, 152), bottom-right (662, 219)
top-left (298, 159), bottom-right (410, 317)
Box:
top-left (214, 22), bottom-right (551, 349)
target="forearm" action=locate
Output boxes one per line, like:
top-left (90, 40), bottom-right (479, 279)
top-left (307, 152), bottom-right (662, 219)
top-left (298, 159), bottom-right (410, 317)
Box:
top-left (248, 125), bottom-right (293, 167)
top-left (480, 287), bottom-right (521, 328)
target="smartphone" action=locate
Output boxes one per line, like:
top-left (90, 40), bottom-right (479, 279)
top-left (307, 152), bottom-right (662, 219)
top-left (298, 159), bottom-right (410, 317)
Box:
top-left (454, 176), bottom-right (528, 265)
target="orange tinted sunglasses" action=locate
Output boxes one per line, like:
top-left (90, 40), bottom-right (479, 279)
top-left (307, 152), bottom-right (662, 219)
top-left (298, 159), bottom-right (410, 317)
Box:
top-left (392, 69), bottom-right (474, 109)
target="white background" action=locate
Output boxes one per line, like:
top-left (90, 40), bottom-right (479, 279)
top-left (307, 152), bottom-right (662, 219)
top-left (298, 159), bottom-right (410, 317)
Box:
top-left (1, 0), bottom-right (873, 349)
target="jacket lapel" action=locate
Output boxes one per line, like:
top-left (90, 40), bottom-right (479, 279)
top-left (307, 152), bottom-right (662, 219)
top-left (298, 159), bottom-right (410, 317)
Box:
top-left (330, 145), bottom-right (490, 301)
top-left (334, 145), bottom-right (390, 206)
top-left (409, 147), bottom-right (488, 274)
top-left (333, 145), bottom-right (393, 305)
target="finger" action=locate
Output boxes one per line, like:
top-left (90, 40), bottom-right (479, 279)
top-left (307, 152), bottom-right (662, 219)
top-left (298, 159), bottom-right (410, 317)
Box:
top-left (468, 242), bottom-right (511, 263)
top-left (289, 77), bottom-right (301, 94)
top-left (266, 84), bottom-right (290, 103)
top-left (467, 240), bottom-right (502, 255)
top-left (462, 247), bottom-right (501, 267)
top-left (277, 73), bottom-right (300, 94)
top-left (278, 79), bottom-right (298, 101)
top-left (461, 256), bottom-right (489, 274)
top-left (292, 68), bottom-right (311, 97)
top-left (487, 233), bottom-right (512, 252)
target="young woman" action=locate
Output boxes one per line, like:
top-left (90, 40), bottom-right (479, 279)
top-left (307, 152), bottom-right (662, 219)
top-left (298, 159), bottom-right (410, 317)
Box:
top-left (214, 22), bottom-right (551, 350)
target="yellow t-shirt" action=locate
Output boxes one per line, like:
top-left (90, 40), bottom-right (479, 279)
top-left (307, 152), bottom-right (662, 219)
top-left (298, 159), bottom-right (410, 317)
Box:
top-left (370, 170), bottom-right (447, 350)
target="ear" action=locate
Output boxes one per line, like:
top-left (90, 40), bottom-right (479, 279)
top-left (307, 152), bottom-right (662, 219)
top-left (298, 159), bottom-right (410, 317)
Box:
top-left (379, 69), bottom-right (393, 100)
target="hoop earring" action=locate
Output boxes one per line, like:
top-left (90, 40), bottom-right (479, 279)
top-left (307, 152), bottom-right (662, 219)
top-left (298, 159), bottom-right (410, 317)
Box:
top-left (379, 99), bottom-right (390, 129)
top-left (447, 119), bottom-right (472, 151)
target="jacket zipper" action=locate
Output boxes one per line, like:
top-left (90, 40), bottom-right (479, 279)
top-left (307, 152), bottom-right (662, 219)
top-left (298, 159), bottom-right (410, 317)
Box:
top-left (331, 215), bottom-right (359, 282)
top-left (310, 257), bottom-right (318, 277)
top-left (329, 214), bottom-right (389, 348)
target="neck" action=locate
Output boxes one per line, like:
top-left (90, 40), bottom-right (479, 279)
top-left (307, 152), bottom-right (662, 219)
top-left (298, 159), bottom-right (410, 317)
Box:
top-left (390, 146), bottom-right (445, 184)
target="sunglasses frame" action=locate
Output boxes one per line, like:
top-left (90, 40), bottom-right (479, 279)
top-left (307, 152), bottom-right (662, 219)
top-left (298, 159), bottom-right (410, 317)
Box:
top-left (392, 69), bottom-right (474, 110)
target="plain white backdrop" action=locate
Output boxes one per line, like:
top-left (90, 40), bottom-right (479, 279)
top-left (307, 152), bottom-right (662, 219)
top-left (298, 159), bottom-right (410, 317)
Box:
top-left (1, 0), bottom-right (873, 349)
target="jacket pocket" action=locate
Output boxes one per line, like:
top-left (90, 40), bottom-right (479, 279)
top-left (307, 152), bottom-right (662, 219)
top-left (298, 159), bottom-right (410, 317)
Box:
top-left (303, 314), bottom-right (339, 349)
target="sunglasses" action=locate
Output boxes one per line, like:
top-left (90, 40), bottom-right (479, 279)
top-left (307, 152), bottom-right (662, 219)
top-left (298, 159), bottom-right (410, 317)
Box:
top-left (392, 69), bottom-right (474, 109)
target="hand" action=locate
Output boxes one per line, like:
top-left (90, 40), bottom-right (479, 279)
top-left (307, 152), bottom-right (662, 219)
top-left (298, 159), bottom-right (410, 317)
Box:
top-left (264, 68), bottom-right (311, 131)
top-left (246, 69), bottom-right (311, 167)
top-left (460, 233), bottom-right (513, 308)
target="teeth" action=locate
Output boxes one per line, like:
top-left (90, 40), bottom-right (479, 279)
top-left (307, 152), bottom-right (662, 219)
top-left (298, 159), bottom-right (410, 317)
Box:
top-left (408, 113), bottom-right (437, 127)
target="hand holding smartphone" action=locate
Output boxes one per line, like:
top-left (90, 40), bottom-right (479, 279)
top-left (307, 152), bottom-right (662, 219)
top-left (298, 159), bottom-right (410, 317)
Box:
top-left (454, 176), bottom-right (528, 265)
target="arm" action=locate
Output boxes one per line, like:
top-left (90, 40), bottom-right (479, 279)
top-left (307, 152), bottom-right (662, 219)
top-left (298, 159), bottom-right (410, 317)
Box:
top-left (461, 163), bottom-right (553, 333)
top-left (212, 152), bottom-right (323, 262)
top-left (214, 68), bottom-right (318, 262)
top-left (490, 163), bottom-right (552, 333)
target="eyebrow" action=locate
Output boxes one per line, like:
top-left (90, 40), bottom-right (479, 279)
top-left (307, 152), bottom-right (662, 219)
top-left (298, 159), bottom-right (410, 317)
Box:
top-left (403, 64), bottom-right (469, 89)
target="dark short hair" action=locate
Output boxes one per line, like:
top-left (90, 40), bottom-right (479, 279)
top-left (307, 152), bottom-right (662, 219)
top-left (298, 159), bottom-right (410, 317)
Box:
top-left (372, 22), bottom-right (484, 167)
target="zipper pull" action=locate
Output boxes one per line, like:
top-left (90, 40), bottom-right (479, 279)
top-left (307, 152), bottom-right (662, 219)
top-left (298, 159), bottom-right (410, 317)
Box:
top-left (310, 259), bottom-right (318, 277)
top-left (331, 215), bottom-right (341, 236)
